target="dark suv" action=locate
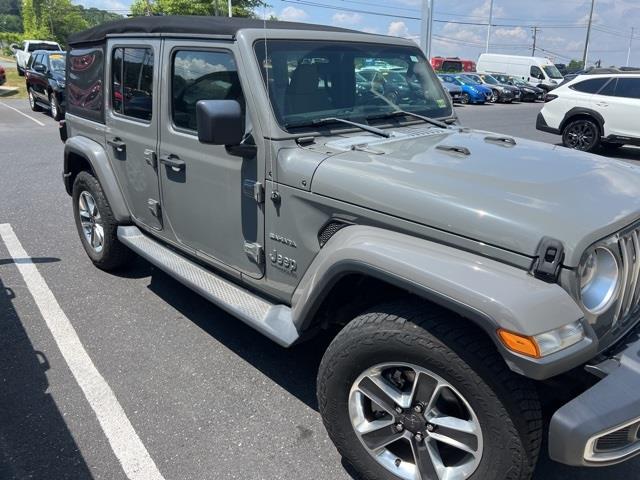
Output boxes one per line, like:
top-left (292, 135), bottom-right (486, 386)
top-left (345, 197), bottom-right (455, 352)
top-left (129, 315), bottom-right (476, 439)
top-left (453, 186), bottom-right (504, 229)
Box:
top-left (25, 50), bottom-right (66, 120)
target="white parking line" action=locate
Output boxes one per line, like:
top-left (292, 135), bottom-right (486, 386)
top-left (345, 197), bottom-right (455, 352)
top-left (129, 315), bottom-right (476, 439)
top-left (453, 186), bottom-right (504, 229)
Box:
top-left (0, 101), bottom-right (46, 126)
top-left (0, 223), bottom-right (165, 480)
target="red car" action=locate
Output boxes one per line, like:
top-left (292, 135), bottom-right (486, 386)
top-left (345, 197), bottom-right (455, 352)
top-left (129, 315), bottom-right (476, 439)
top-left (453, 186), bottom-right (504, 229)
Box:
top-left (431, 56), bottom-right (476, 72)
top-left (0, 65), bottom-right (6, 86)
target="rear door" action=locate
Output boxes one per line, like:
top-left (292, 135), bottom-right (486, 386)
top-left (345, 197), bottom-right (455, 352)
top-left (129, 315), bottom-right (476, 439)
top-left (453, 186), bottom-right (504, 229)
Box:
top-left (30, 53), bottom-right (47, 100)
top-left (105, 39), bottom-right (162, 231)
top-left (157, 40), bottom-right (264, 278)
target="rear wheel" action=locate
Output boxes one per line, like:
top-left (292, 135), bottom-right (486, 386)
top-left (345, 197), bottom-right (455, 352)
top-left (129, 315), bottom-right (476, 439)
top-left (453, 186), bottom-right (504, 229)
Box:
top-left (72, 171), bottom-right (132, 271)
top-left (318, 300), bottom-right (542, 480)
top-left (488, 90), bottom-right (498, 103)
top-left (17, 63), bottom-right (24, 76)
top-left (562, 118), bottom-right (601, 152)
top-left (28, 88), bottom-right (42, 112)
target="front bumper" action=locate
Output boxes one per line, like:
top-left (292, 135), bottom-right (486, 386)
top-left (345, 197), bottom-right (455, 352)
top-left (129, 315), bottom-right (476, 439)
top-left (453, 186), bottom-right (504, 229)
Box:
top-left (549, 332), bottom-right (640, 466)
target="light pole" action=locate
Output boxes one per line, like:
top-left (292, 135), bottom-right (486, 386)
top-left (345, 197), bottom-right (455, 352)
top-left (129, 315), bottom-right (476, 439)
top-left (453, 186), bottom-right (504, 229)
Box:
top-left (582, 0), bottom-right (595, 67)
top-left (420, 0), bottom-right (434, 59)
top-left (485, 0), bottom-right (494, 53)
top-left (627, 27), bottom-right (635, 67)
top-left (228, 0), bottom-right (232, 17)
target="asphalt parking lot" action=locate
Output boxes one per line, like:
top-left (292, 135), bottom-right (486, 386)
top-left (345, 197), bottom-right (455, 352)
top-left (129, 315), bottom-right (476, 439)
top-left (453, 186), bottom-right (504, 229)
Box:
top-left (1, 98), bottom-right (639, 480)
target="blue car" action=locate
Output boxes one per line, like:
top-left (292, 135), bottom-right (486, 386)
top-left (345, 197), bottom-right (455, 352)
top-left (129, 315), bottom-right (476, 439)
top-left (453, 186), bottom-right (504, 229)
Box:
top-left (438, 74), bottom-right (492, 104)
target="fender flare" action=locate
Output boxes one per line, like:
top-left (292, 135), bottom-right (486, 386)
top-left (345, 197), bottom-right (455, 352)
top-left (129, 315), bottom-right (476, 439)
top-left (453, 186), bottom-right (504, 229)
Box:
top-left (64, 136), bottom-right (130, 223)
top-left (560, 107), bottom-right (606, 135)
top-left (291, 226), bottom-right (595, 379)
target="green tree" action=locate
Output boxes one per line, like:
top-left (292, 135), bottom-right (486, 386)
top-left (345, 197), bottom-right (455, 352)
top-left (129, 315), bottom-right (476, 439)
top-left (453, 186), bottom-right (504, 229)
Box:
top-left (22, 0), bottom-right (49, 38)
top-left (0, 13), bottom-right (22, 31)
top-left (567, 59), bottom-right (584, 72)
top-left (130, 0), bottom-right (266, 18)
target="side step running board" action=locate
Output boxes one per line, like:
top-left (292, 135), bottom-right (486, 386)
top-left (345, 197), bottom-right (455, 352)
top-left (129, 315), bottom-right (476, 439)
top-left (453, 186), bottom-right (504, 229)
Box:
top-left (117, 226), bottom-right (299, 347)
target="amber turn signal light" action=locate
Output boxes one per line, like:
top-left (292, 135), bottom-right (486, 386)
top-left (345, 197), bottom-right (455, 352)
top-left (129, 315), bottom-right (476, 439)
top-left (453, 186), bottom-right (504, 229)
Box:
top-left (497, 329), bottom-right (541, 358)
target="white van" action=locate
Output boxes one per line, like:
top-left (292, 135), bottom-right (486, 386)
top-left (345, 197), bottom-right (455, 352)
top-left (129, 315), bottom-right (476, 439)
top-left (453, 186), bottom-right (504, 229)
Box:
top-left (477, 53), bottom-right (564, 91)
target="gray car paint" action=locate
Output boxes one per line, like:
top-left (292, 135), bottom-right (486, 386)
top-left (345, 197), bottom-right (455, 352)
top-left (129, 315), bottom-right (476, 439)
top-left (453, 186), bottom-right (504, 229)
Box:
top-left (311, 127), bottom-right (640, 267)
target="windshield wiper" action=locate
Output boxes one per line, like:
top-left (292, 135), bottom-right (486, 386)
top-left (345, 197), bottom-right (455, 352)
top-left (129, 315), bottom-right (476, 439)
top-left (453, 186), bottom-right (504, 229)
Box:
top-left (311, 117), bottom-right (392, 138)
top-left (366, 110), bottom-right (450, 129)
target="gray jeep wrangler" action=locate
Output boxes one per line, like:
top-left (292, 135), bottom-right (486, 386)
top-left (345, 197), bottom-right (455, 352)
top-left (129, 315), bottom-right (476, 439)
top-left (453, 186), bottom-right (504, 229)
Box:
top-left (61, 16), bottom-right (640, 480)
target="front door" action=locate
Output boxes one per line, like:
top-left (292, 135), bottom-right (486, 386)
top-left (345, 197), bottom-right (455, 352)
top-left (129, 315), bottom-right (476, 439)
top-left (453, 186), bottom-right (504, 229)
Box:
top-left (158, 40), bottom-right (264, 278)
top-left (105, 39), bottom-right (162, 230)
top-left (594, 77), bottom-right (640, 138)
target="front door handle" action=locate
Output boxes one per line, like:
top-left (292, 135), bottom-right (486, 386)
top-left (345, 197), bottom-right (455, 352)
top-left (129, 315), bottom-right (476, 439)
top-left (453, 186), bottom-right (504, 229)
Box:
top-left (107, 137), bottom-right (126, 153)
top-left (159, 154), bottom-right (185, 172)
top-left (595, 102), bottom-right (609, 108)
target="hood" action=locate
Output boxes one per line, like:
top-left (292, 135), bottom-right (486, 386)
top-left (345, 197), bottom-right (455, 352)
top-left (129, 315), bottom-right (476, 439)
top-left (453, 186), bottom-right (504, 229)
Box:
top-left (311, 127), bottom-right (640, 266)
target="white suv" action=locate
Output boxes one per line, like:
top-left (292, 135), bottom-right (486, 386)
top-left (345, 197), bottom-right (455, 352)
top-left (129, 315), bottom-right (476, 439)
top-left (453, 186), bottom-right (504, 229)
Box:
top-left (537, 74), bottom-right (640, 152)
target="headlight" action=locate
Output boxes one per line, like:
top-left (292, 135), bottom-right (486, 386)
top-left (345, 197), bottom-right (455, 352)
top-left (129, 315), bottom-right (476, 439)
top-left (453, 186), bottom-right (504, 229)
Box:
top-left (498, 320), bottom-right (586, 358)
top-left (578, 247), bottom-right (619, 314)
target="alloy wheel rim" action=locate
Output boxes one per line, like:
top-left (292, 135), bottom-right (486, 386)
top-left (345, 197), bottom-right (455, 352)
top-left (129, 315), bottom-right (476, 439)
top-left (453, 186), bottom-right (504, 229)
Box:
top-left (28, 90), bottom-right (34, 108)
top-left (566, 122), bottom-right (596, 151)
top-left (50, 96), bottom-right (57, 117)
top-left (349, 362), bottom-right (483, 480)
top-left (461, 94), bottom-right (469, 104)
top-left (78, 191), bottom-right (104, 253)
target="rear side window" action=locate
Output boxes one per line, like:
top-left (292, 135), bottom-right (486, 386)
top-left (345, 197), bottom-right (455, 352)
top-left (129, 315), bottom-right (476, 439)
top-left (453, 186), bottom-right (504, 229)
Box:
top-left (614, 78), bottom-right (640, 99)
top-left (67, 46), bottom-right (105, 123)
top-left (171, 50), bottom-right (244, 132)
top-left (570, 77), bottom-right (609, 94)
top-left (111, 47), bottom-right (154, 121)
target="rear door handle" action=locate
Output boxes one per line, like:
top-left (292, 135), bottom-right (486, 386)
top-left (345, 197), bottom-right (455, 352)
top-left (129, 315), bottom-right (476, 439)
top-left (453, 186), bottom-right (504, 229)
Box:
top-left (159, 154), bottom-right (185, 172)
top-left (595, 102), bottom-right (609, 107)
top-left (107, 137), bottom-right (126, 152)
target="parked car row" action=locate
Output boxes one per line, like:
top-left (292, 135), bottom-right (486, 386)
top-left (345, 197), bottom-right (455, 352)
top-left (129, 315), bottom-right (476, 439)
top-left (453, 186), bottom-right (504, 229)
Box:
top-left (438, 72), bottom-right (545, 105)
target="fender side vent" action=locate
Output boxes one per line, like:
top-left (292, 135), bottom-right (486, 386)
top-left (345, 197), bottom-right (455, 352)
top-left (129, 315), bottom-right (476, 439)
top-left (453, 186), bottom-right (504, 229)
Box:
top-left (318, 220), bottom-right (349, 248)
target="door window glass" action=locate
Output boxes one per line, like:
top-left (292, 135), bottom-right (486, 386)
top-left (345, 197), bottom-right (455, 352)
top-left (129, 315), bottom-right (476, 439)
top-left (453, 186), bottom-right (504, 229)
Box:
top-left (570, 77), bottom-right (609, 94)
top-left (530, 66), bottom-right (543, 79)
top-left (614, 78), bottom-right (640, 99)
top-left (111, 47), bottom-right (154, 121)
top-left (598, 78), bottom-right (617, 97)
top-left (172, 50), bottom-right (244, 131)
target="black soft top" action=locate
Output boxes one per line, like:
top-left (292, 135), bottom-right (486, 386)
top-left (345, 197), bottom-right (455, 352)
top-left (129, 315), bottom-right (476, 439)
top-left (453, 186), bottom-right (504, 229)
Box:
top-left (68, 15), bottom-right (356, 46)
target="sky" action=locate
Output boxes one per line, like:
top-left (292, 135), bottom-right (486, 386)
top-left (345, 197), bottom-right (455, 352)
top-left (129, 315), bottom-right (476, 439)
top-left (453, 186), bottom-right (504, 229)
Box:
top-left (77, 0), bottom-right (640, 67)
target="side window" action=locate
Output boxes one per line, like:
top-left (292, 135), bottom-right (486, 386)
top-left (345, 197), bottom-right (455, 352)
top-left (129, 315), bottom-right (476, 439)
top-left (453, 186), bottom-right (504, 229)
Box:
top-left (530, 66), bottom-right (543, 79)
top-left (67, 46), bottom-right (105, 123)
top-left (598, 78), bottom-right (617, 97)
top-left (111, 47), bottom-right (154, 121)
top-left (570, 77), bottom-right (609, 94)
top-left (614, 78), bottom-right (640, 99)
top-left (171, 50), bottom-right (244, 132)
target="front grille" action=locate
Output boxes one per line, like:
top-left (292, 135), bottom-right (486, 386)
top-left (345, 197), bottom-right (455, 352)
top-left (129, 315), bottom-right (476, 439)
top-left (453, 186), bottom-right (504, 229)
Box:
top-left (613, 228), bottom-right (640, 327)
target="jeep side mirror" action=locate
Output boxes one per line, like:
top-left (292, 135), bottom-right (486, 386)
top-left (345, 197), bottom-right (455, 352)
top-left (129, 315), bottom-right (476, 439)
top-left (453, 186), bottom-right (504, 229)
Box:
top-left (196, 100), bottom-right (244, 146)
top-left (33, 64), bottom-right (46, 73)
top-left (10, 43), bottom-right (18, 52)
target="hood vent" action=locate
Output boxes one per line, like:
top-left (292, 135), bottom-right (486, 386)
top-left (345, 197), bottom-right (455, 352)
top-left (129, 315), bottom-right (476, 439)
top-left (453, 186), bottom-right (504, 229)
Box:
top-left (484, 136), bottom-right (517, 147)
top-left (436, 144), bottom-right (471, 156)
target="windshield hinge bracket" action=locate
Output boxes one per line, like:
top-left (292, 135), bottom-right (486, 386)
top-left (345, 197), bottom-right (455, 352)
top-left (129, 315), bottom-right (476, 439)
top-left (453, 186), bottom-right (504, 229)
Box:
top-left (532, 237), bottom-right (564, 282)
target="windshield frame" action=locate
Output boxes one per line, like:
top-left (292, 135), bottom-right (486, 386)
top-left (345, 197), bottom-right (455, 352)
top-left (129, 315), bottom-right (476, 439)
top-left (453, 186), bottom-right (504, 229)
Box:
top-left (251, 38), bottom-right (453, 136)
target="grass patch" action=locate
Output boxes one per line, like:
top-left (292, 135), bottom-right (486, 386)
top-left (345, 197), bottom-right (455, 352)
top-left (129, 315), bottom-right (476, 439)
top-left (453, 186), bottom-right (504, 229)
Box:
top-left (1, 66), bottom-right (27, 99)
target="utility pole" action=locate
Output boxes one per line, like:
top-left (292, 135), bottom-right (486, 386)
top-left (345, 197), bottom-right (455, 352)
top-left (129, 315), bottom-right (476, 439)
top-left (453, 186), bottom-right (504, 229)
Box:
top-left (627, 27), bottom-right (635, 67)
top-left (228, 0), bottom-right (232, 17)
top-left (485, 0), bottom-right (494, 53)
top-left (531, 26), bottom-right (538, 56)
top-left (420, 0), bottom-right (434, 59)
top-left (582, 0), bottom-right (595, 67)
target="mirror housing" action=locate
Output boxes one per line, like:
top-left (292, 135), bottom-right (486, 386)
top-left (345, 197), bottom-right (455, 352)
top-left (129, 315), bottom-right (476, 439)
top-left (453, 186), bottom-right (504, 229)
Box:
top-left (196, 99), bottom-right (244, 145)
top-left (33, 64), bottom-right (46, 73)
top-left (9, 43), bottom-right (18, 52)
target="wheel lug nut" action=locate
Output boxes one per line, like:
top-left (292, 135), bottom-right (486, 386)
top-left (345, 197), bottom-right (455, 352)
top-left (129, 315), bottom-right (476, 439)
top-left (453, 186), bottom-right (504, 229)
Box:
top-left (413, 404), bottom-right (423, 413)
top-left (395, 406), bottom-right (403, 414)
top-left (415, 433), bottom-right (424, 442)
top-left (426, 423), bottom-right (434, 432)
top-left (395, 423), bottom-right (404, 432)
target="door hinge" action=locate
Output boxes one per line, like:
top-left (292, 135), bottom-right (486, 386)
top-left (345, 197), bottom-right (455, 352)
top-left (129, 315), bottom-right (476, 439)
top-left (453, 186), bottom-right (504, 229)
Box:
top-left (243, 242), bottom-right (264, 265)
top-left (147, 199), bottom-right (161, 218)
top-left (243, 180), bottom-right (264, 203)
top-left (144, 149), bottom-right (157, 168)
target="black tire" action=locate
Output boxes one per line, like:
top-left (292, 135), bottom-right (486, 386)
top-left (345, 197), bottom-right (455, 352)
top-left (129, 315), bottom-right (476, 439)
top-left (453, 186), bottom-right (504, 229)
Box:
top-left (562, 118), bottom-right (601, 152)
top-left (17, 63), bottom-right (24, 76)
top-left (489, 90), bottom-right (498, 103)
top-left (49, 92), bottom-right (63, 121)
top-left (460, 93), bottom-right (470, 104)
top-left (318, 300), bottom-right (542, 480)
top-left (28, 87), bottom-right (42, 112)
top-left (72, 171), bottom-right (132, 271)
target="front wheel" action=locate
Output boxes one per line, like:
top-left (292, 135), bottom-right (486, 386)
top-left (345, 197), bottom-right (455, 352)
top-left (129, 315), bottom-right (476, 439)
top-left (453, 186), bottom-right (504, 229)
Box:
top-left (28, 88), bottom-right (42, 112)
top-left (318, 301), bottom-right (542, 480)
top-left (562, 118), bottom-right (601, 152)
top-left (72, 171), bottom-right (132, 271)
top-left (489, 90), bottom-right (498, 103)
top-left (49, 92), bottom-right (63, 120)
top-left (459, 93), bottom-right (470, 104)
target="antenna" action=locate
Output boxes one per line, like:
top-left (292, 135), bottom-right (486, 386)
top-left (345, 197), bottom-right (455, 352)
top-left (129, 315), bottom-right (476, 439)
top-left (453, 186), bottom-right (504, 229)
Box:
top-left (262, 7), bottom-right (277, 198)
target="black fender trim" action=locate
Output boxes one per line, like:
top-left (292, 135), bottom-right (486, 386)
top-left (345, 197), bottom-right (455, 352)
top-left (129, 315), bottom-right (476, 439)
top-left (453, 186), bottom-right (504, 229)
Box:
top-left (560, 107), bottom-right (606, 135)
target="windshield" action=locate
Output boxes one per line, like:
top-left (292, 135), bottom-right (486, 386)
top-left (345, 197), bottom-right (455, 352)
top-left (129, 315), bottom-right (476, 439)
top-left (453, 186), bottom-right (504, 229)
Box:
top-left (49, 53), bottom-right (66, 73)
top-left (480, 74), bottom-right (499, 85)
top-left (254, 40), bottom-right (452, 131)
top-left (28, 43), bottom-right (60, 52)
top-left (543, 65), bottom-right (564, 79)
top-left (455, 76), bottom-right (478, 86)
